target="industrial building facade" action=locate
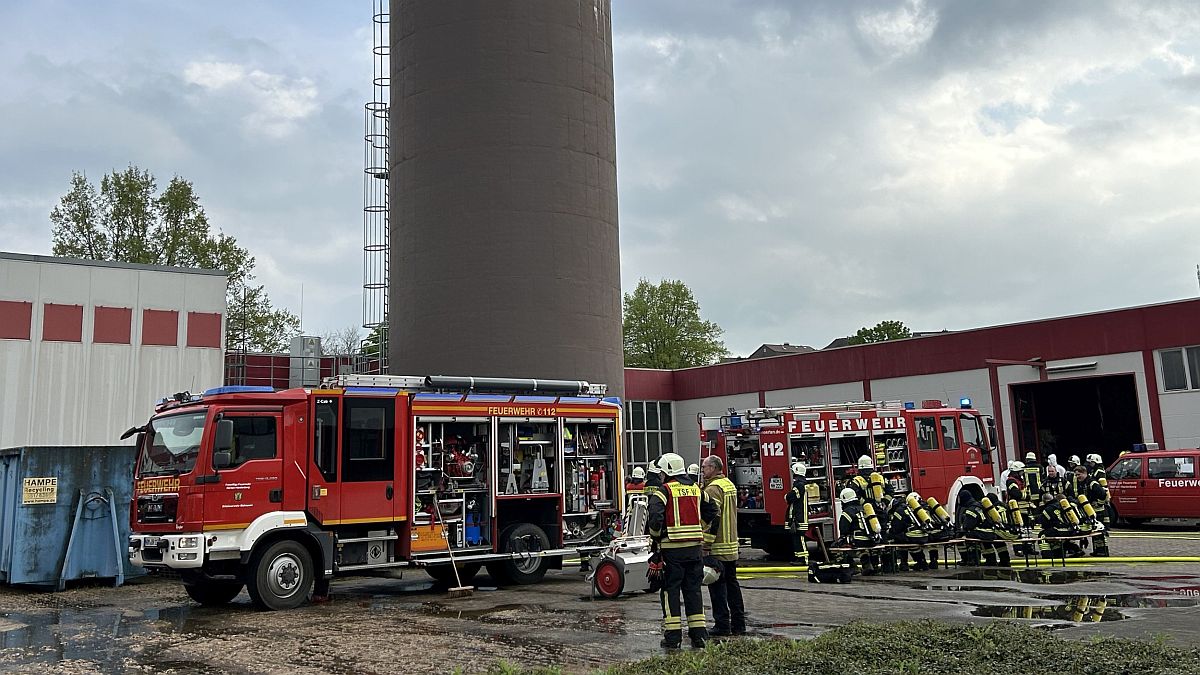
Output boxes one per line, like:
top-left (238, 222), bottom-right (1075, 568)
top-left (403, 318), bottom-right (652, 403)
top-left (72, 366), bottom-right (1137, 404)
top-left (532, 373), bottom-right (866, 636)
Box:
top-left (0, 253), bottom-right (227, 448)
top-left (624, 298), bottom-right (1200, 472)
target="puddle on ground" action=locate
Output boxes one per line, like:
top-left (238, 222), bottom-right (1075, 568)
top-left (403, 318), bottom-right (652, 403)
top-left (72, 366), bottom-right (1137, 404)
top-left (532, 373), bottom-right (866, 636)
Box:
top-left (0, 603), bottom-right (224, 670)
top-left (972, 593), bottom-right (1200, 623)
top-left (946, 569), bottom-right (1111, 584)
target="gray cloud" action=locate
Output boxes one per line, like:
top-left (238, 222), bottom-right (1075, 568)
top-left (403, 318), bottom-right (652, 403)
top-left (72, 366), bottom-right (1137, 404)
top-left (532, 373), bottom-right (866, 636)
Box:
top-left (1, 1), bottom-right (1198, 358)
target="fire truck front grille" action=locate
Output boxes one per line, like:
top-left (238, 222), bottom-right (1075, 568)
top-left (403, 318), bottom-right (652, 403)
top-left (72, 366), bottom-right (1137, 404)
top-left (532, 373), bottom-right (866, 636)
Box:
top-left (137, 494), bottom-right (178, 524)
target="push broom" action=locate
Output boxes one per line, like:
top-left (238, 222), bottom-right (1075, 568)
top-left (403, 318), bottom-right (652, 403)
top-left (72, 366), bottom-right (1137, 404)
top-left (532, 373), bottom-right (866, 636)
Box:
top-left (433, 495), bottom-right (475, 598)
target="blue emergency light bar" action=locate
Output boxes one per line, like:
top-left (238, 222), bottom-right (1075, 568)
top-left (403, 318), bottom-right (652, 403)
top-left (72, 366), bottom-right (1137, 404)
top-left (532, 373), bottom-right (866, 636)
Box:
top-left (960, 397), bottom-right (972, 408)
top-left (203, 386), bottom-right (274, 397)
top-left (904, 401), bottom-right (916, 410)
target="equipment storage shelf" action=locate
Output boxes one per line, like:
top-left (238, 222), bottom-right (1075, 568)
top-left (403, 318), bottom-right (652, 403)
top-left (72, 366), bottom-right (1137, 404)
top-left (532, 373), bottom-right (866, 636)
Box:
top-left (790, 436), bottom-right (830, 519)
top-left (727, 434), bottom-right (765, 512)
top-left (412, 419), bottom-right (493, 550)
top-left (874, 429), bottom-right (910, 495)
top-left (563, 420), bottom-right (618, 545)
top-left (498, 421), bottom-right (559, 496)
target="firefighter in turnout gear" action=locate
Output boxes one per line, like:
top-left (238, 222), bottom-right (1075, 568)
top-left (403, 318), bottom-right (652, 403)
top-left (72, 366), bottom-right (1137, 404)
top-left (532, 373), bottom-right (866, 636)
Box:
top-left (1023, 452), bottom-right (1043, 502)
top-left (1004, 463), bottom-right (1032, 554)
top-left (1081, 466), bottom-right (1111, 557)
top-left (1034, 492), bottom-right (1082, 558)
top-left (785, 461), bottom-right (810, 565)
top-left (884, 495), bottom-right (931, 571)
top-left (701, 455), bottom-right (745, 637)
top-left (957, 491), bottom-right (1010, 567)
top-left (627, 466), bottom-right (646, 494)
top-left (837, 487), bottom-right (881, 574)
top-left (647, 453), bottom-right (720, 650)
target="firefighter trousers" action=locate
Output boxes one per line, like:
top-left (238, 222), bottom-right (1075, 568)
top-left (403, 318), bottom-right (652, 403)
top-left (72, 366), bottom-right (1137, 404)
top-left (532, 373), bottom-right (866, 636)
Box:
top-left (790, 523), bottom-right (809, 564)
top-left (706, 559), bottom-right (745, 633)
top-left (659, 546), bottom-right (706, 644)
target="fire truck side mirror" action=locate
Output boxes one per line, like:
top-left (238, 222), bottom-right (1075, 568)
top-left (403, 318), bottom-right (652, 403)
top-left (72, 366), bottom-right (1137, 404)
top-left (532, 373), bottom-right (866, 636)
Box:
top-left (985, 417), bottom-right (997, 448)
top-left (213, 419), bottom-right (235, 469)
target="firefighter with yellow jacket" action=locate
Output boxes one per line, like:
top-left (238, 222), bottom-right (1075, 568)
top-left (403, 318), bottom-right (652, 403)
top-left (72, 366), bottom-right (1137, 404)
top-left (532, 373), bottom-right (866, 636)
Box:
top-left (701, 455), bottom-right (744, 637)
top-left (648, 453), bottom-right (720, 650)
top-left (785, 461), bottom-right (810, 565)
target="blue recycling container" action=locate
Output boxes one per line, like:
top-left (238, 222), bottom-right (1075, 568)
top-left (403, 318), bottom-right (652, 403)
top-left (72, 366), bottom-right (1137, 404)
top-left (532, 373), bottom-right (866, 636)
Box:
top-left (0, 446), bottom-right (143, 589)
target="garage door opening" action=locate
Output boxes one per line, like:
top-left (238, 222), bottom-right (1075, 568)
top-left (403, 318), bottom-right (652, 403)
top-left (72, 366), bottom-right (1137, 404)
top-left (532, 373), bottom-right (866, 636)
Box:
top-left (1012, 374), bottom-right (1143, 468)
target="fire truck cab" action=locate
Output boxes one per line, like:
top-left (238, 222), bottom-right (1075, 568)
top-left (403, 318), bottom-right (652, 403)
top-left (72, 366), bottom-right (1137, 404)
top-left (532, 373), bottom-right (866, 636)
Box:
top-left (127, 375), bottom-right (623, 610)
top-left (699, 399), bottom-right (996, 557)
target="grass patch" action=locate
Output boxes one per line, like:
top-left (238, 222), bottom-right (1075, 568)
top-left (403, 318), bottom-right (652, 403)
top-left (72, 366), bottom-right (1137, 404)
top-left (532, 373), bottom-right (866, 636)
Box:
top-left (495, 620), bottom-right (1200, 675)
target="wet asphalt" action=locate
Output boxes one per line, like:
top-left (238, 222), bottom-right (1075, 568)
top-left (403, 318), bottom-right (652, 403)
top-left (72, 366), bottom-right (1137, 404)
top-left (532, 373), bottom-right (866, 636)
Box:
top-left (1, 524), bottom-right (1198, 674)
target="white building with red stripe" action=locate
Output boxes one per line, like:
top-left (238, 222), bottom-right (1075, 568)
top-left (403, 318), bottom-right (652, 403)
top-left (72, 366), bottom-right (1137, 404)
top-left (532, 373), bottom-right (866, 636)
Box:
top-left (0, 252), bottom-right (227, 447)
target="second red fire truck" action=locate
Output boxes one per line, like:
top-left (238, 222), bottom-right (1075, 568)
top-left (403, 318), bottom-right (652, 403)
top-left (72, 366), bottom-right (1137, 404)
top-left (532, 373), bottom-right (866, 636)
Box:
top-left (127, 375), bottom-right (624, 610)
top-left (699, 399), bottom-right (997, 558)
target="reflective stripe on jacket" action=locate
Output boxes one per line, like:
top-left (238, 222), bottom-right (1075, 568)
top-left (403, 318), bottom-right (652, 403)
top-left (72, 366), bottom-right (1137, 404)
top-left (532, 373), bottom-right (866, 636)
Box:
top-left (657, 481), bottom-right (704, 548)
top-left (706, 476), bottom-right (739, 560)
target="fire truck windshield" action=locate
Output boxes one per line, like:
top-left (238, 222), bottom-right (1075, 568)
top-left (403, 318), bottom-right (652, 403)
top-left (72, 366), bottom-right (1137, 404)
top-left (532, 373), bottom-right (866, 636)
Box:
top-left (137, 411), bottom-right (207, 477)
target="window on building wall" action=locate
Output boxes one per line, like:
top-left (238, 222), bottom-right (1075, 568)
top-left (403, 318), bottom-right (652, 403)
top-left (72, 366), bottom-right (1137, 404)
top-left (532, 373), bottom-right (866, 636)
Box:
top-left (625, 400), bottom-right (674, 470)
top-left (1161, 347), bottom-right (1200, 391)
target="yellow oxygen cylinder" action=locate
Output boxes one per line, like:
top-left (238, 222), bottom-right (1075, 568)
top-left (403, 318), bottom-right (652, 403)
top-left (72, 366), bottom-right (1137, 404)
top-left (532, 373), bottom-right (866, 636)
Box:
top-left (862, 502), bottom-right (882, 535)
top-left (1076, 495), bottom-right (1098, 520)
top-left (1089, 599), bottom-right (1107, 622)
top-left (1060, 498), bottom-right (1081, 526)
top-left (1007, 499), bottom-right (1025, 528)
top-left (908, 495), bottom-right (934, 527)
top-left (1098, 476), bottom-right (1110, 500)
top-left (869, 473), bottom-right (885, 502)
top-left (927, 497), bottom-right (951, 523)
top-left (980, 496), bottom-right (1005, 526)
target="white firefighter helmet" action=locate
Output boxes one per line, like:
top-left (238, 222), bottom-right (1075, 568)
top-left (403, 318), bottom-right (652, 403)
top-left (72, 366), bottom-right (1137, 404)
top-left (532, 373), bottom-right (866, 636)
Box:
top-left (1086, 453), bottom-right (1102, 465)
top-left (1069, 454), bottom-right (1081, 466)
top-left (702, 562), bottom-right (722, 586)
top-left (839, 487), bottom-right (858, 504)
top-left (631, 466), bottom-right (646, 480)
top-left (1007, 460), bottom-right (1020, 471)
top-left (688, 463), bottom-right (700, 476)
top-left (857, 455), bottom-right (874, 470)
top-left (1024, 451), bottom-right (1036, 462)
top-left (907, 491), bottom-right (922, 502)
top-left (791, 461), bottom-right (807, 476)
top-left (659, 453), bottom-right (687, 477)
top-left (1012, 461), bottom-right (1025, 471)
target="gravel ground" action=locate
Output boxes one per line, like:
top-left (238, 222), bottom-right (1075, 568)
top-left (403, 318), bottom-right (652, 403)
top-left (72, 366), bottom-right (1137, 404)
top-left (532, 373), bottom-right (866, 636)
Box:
top-left (1, 524), bottom-right (1197, 674)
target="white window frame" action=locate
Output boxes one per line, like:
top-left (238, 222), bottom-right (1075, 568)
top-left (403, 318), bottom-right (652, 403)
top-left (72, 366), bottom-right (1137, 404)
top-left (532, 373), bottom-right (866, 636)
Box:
top-left (1160, 346), bottom-right (1200, 392)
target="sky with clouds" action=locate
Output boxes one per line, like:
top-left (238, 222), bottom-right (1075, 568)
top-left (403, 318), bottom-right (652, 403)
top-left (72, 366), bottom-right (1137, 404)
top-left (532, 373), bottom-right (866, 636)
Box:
top-left (2, 1), bottom-right (1199, 356)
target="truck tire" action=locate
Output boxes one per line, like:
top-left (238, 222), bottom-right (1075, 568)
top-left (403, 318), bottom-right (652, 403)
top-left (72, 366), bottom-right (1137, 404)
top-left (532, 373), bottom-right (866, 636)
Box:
top-left (426, 562), bottom-right (481, 586)
top-left (485, 523), bottom-right (552, 586)
top-left (246, 539), bottom-right (314, 611)
top-left (183, 579), bottom-right (244, 606)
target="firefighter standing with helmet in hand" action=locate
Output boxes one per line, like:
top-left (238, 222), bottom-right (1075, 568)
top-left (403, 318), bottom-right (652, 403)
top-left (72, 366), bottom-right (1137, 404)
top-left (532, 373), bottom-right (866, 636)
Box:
top-left (785, 461), bottom-right (810, 566)
top-left (647, 453), bottom-right (720, 650)
top-left (701, 455), bottom-right (744, 637)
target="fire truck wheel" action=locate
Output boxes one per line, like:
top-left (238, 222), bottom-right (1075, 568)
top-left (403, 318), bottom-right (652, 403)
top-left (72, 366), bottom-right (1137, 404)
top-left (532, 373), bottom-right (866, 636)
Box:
top-left (593, 560), bottom-right (624, 599)
top-left (426, 563), bottom-right (481, 586)
top-left (247, 539), bottom-right (314, 611)
top-left (486, 523), bottom-right (552, 585)
top-left (183, 579), bottom-right (244, 606)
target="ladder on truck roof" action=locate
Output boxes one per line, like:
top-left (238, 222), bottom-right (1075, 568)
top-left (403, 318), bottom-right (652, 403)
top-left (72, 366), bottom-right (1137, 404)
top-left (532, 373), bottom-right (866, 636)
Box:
top-left (321, 374), bottom-right (608, 397)
top-left (702, 400), bottom-right (906, 429)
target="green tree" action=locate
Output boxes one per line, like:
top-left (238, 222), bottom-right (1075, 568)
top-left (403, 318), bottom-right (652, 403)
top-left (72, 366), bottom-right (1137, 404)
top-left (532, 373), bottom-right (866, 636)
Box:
top-left (50, 166), bottom-right (299, 351)
top-left (847, 320), bottom-right (912, 345)
top-left (623, 279), bottom-right (728, 368)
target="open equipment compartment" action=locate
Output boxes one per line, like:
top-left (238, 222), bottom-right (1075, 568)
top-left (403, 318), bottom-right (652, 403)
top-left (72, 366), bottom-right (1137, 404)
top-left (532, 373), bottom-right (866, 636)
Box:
top-left (412, 417), bottom-right (493, 551)
top-left (562, 418), bottom-right (619, 545)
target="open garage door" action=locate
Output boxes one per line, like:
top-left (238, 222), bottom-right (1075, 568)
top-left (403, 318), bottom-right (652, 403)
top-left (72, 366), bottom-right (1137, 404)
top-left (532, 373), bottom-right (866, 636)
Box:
top-left (1012, 374), bottom-right (1143, 467)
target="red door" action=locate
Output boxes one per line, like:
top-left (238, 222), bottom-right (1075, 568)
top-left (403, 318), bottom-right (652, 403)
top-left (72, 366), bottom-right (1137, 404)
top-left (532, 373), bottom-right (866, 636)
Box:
top-left (759, 428), bottom-right (789, 526)
top-left (338, 396), bottom-right (398, 526)
top-left (307, 396), bottom-right (342, 525)
top-left (939, 413), bottom-right (966, 490)
top-left (203, 411), bottom-right (285, 528)
top-left (909, 414), bottom-right (944, 497)
top-left (1144, 454), bottom-right (1200, 517)
top-left (1107, 455), bottom-right (1146, 518)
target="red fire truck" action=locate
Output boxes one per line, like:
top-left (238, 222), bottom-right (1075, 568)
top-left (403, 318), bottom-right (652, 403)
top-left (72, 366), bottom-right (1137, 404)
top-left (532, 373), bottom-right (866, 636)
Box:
top-left (127, 375), bottom-right (624, 610)
top-left (698, 399), bottom-right (997, 558)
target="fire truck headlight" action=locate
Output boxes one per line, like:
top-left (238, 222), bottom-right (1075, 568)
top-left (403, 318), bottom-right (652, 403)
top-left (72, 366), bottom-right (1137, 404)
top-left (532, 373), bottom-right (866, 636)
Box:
top-left (179, 536), bottom-right (200, 549)
top-left (960, 397), bottom-right (972, 408)
top-left (177, 553), bottom-right (198, 561)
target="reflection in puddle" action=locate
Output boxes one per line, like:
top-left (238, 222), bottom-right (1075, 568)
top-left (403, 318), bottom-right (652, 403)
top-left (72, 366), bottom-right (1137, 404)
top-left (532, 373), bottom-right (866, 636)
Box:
top-left (973, 593), bottom-right (1200, 623)
top-left (947, 569), bottom-right (1112, 584)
